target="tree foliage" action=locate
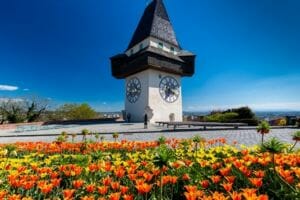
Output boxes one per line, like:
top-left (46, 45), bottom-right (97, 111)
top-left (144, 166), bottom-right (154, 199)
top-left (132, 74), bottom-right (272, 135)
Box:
top-left (54, 103), bottom-right (98, 121)
top-left (204, 107), bottom-right (258, 125)
top-left (224, 106), bottom-right (255, 119)
top-left (204, 112), bottom-right (239, 122)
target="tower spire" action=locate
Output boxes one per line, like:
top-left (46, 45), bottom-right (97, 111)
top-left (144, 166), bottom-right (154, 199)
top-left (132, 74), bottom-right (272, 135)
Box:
top-left (127, 0), bottom-right (180, 50)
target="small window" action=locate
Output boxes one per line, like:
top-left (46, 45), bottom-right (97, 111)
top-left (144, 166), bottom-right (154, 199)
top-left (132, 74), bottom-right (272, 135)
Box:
top-left (158, 42), bottom-right (164, 49)
top-left (170, 47), bottom-right (175, 53)
top-left (139, 43), bottom-right (143, 50)
top-left (130, 49), bottom-right (134, 55)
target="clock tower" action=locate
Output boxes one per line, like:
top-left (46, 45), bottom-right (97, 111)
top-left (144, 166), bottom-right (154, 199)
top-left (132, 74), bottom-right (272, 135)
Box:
top-left (111, 0), bottom-right (195, 123)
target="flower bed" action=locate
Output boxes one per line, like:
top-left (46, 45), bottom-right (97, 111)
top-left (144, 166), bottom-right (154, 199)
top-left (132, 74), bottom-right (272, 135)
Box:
top-left (0, 138), bottom-right (299, 200)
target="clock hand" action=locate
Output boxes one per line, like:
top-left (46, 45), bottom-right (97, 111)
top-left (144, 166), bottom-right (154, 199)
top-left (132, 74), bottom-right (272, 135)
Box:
top-left (170, 88), bottom-right (179, 95)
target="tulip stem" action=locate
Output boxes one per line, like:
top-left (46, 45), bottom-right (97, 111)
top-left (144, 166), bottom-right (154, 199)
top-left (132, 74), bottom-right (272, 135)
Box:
top-left (289, 141), bottom-right (298, 152)
top-left (160, 170), bottom-right (163, 199)
top-left (261, 133), bottom-right (264, 145)
top-left (275, 170), bottom-right (297, 193)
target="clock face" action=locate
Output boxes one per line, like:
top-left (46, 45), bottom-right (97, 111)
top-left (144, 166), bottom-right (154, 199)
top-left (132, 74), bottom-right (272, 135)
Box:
top-left (159, 76), bottom-right (180, 103)
top-left (126, 77), bottom-right (141, 103)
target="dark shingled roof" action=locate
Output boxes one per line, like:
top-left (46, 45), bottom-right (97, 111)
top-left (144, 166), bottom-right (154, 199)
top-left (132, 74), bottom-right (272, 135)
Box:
top-left (127, 0), bottom-right (180, 50)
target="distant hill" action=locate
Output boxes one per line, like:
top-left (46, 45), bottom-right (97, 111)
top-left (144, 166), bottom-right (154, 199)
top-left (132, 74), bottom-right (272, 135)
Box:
top-left (184, 111), bottom-right (300, 120)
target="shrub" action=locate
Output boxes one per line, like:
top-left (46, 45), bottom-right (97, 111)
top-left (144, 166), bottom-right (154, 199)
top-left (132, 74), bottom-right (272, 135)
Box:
top-left (228, 106), bottom-right (255, 119)
top-left (204, 107), bottom-right (258, 125)
top-left (275, 118), bottom-right (287, 126)
top-left (204, 112), bottom-right (238, 122)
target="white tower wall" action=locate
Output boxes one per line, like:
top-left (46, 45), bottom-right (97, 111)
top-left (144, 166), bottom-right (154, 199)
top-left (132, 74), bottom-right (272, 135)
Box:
top-left (125, 69), bottom-right (182, 123)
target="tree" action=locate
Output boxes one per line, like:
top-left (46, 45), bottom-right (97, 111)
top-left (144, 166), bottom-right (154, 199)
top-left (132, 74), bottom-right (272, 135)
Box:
top-left (0, 105), bottom-right (6, 124)
top-left (0, 99), bottom-right (25, 123)
top-left (56, 103), bottom-right (98, 121)
top-left (230, 106), bottom-right (255, 119)
top-left (25, 97), bottom-right (49, 122)
top-left (0, 97), bottom-right (49, 124)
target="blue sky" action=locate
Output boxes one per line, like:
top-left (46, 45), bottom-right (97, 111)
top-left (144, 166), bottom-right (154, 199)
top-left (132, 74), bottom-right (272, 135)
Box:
top-left (0, 0), bottom-right (299, 112)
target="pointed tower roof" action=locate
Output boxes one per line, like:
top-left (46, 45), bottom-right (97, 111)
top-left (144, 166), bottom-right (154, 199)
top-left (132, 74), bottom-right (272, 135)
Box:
top-left (127, 0), bottom-right (180, 50)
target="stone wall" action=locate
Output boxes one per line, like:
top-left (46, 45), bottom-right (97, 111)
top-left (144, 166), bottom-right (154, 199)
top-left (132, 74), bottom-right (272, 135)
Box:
top-left (0, 122), bottom-right (44, 130)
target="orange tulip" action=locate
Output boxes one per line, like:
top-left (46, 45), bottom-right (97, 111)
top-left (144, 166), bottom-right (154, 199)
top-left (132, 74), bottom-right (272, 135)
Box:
top-left (241, 188), bottom-right (257, 199)
top-left (122, 194), bottom-right (134, 200)
top-left (63, 189), bottom-right (75, 199)
top-left (225, 176), bottom-right (236, 184)
top-left (111, 181), bottom-right (120, 191)
top-left (182, 173), bottom-right (190, 181)
top-left (109, 192), bottom-right (121, 200)
top-left (50, 172), bottom-right (59, 179)
top-left (162, 176), bottom-right (170, 186)
top-left (22, 181), bottom-right (35, 190)
top-left (169, 176), bottom-right (178, 184)
top-left (184, 185), bottom-right (197, 193)
top-left (229, 191), bottom-right (242, 200)
top-left (137, 170), bottom-right (145, 177)
top-left (102, 177), bottom-right (112, 186)
top-left (114, 167), bottom-right (126, 178)
top-left (210, 191), bottom-right (227, 199)
top-left (86, 184), bottom-right (95, 193)
top-left (120, 186), bottom-right (129, 194)
top-left (7, 194), bottom-right (21, 200)
top-left (51, 178), bottom-right (61, 187)
top-left (210, 175), bottom-right (221, 184)
top-left (135, 183), bottom-right (152, 194)
top-left (104, 162), bottom-right (112, 172)
top-left (39, 183), bottom-right (53, 194)
top-left (88, 163), bottom-right (98, 172)
top-left (80, 196), bottom-right (94, 200)
top-left (284, 176), bottom-right (294, 184)
top-left (239, 166), bottom-right (251, 177)
top-left (21, 197), bottom-right (33, 200)
top-left (221, 182), bottom-right (232, 192)
top-left (73, 179), bottom-right (84, 189)
top-left (200, 180), bottom-right (209, 189)
top-left (97, 186), bottom-right (108, 195)
top-left (0, 190), bottom-right (7, 199)
top-left (184, 192), bottom-right (197, 200)
top-left (249, 178), bottom-right (263, 188)
top-left (220, 167), bottom-right (231, 176)
top-left (257, 195), bottom-right (269, 200)
top-left (241, 149), bottom-right (248, 155)
top-left (128, 174), bottom-right (137, 181)
top-left (254, 170), bottom-right (265, 178)
top-left (143, 173), bottom-right (153, 182)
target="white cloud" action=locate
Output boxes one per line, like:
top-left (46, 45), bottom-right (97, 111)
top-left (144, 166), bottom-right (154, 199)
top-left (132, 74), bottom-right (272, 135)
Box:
top-left (0, 98), bottom-right (23, 103)
top-left (0, 85), bottom-right (18, 91)
top-left (23, 88), bottom-right (29, 91)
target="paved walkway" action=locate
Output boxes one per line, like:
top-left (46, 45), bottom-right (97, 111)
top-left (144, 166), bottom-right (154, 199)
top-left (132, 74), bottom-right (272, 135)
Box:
top-left (0, 123), bottom-right (299, 147)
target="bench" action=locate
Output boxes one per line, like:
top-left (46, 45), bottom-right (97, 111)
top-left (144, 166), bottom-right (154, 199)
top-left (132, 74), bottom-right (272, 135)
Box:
top-left (156, 121), bottom-right (248, 130)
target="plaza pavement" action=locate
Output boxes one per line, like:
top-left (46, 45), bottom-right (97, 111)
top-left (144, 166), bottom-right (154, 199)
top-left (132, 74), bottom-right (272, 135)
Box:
top-left (0, 123), bottom-right (299, 147)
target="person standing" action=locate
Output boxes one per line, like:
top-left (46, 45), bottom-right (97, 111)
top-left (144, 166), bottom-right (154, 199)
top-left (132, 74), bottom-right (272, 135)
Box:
top-left (144, 114), bottom-right (148, 129)
top-left (127, 113), bottom-right (131, 123)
